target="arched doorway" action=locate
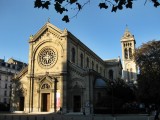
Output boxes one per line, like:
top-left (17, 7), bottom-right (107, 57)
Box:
top-left (73, 95), bottom-right (81, 112)
top-left (40, 83), bottom-right (51, 112)
top-left (41, 93), bottom-right (50, 112)
top-left (70, 80), bottom-right (85, 112)
top-left (19, 97), bottom-right (25, 111)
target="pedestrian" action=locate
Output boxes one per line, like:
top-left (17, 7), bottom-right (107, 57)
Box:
top-left (154, 108), bottom-right (160, 120)
top-left (83, 108), bottom-right (85, 115)
top-left (60, 107), bottom-right (62, 114)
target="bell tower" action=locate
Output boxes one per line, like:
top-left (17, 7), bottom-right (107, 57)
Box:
top-left (121, 27), bottom-right (137, 83)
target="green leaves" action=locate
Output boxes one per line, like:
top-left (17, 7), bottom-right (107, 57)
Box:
top-left (112, 6), bottom-right (117, 12)
top-left (62, 15), bottom-right (69, 22)
top-left (135, 40), bottom-right (160, 105)
top-left (99, 3), bottom-right (108, 9)
top-left (98, 0), bottom-right (133, 12)
top-left (34, 0), bottom-right (42, 8)
top-left (34, 0), bottom-right (50, 9)
top-left (126, 0), bottom-right (133, 8)
top-left (42, 1), bottom-right (51, 9)
top-left (70, 0), bottom-right (77, 4)
top-left (76, 3), bottom-right (82, 10)
top-left (34, 0), bottom-right (160, 23)
top-left (151, 0), bottom-right (160, 7)
top-left (54, 2), bottom-right (67, 14)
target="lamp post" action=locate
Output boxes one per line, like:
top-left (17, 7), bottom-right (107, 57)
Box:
top-left (110, 81), bottom-right (114, 116)
top-left (9, 84), bottom-right (12, 112)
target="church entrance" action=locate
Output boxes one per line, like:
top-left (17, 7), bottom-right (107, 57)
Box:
top-left (41, 93), bottom-right (50, 112)
top-left (73, 95), bottom-right (81, 112)
top-left (19, 97), bottom-right (24, 111)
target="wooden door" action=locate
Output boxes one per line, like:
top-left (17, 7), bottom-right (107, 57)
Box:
top-left (73, 95), bottom-right (81, 112)
top-left (47, 93), bottom-right (50, 111)
top-left (41, 93), bottom-right (50, 112)
top-left (19, 97), bottom-right (24, 111)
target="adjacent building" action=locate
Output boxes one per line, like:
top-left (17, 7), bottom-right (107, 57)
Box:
top-left (0, 58), bottom-right (27, 106)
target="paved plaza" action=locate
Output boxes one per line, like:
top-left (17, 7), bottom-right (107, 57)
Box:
top-left (0, 112), bottom-right (156, 120)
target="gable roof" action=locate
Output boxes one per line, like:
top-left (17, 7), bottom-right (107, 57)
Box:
top-left (104, 57), bottom-right (122, 68)
top-left (29, 22), bottom-right (63, 43)
top-left (121, 28), bottom-right (136, 44)
top-left (14, 66), bottom-right (28, 79)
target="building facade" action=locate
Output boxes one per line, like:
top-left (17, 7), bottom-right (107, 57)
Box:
top-left (12, 22), bottom-right (122, 114)
top-left (0, 58), bottom-right (27, 106)
top-left (121, 28), bottom-right (137, 83)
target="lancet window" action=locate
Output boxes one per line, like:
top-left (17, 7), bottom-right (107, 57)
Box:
top-left (71, 47), bottom-right (75, 63)
top-left (41, 83), bottom-right (51, 89)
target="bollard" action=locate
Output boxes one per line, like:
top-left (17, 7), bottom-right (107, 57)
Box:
top-left (35, 116), bottom-right (37, 120)
top-left (52, 117), bottom-right (54, 120)
top-left (26, 116), bottom-right (29, 120)
top-left (11, 116), bottom-right (14, 120)
top-left (43, 116), bottom-right (45, 120)
top-left (4, 115), bottom-right (7, 120)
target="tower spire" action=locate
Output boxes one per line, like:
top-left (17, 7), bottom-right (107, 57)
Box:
top-left (125, 24), bottom-right (129, 32)
top-left (47, 18), bottom-right (50, 23)
top-left (121, 27), bottom-right (137, 82)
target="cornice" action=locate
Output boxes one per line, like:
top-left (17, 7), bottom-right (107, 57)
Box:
top-left (68, 62), bottom-right (87, 77)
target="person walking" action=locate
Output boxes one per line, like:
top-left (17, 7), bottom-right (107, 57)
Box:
top-left (83, 107), bottom-right (85, 115)
top-left (154, 108), bottom-right (160, 120)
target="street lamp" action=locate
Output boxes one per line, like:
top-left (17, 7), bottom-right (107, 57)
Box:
top-left (9, 83), bottom-right (13, 112)
top-left (110, 81), bottom-right (114, 116)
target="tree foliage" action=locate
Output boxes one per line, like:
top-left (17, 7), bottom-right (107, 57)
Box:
top-left (107, 79), bottom-right (136, 103)
top-left (134, 40), bottom-right (160, 105)
top-left (34, 0), bottom-right (160, 22)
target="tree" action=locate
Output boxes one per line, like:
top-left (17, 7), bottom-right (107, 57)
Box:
top-left (34, 0), bottom-right (160, 22)
top-left (107, 79), bottom-right (136, 108)
top-left (134, 40), bottom-right (160, 105)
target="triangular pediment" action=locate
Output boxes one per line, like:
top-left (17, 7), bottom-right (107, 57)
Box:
top-left (14, 66), bottom-right (28, 79)
top-left (38, 73), bottom-right (56, 84)
top-left (121, 28), bottom-right (135, 43)
top-left (122, 29), bottom-right (134, 39)
top-left (29, 22), bottom-right (64, 43)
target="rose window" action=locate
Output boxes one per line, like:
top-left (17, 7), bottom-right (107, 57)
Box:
top-left (38, 47), bottom-right (57, 68)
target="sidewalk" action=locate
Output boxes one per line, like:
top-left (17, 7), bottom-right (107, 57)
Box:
top-left (0, 112), bottom-right (155, 120)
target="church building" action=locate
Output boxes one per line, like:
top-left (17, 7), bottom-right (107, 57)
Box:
top-left (11, 22), bottom-right (136, 114)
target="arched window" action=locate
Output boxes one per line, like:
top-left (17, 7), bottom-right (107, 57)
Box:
top-left (92, 61), bottom-right (94, 69)
top-left (130, 68), bottom-right (133, 79)
top-left (104, 69), bottom-right (106, 77)
top-left (97, 92), bottom-right (101, 99)
top-left (129, 48), bottom-right (132, 59)
top-left (124, 48), bottom-right (128, 59)
top-left (80, 53), bottom-right (83, 67)
top-left (127, 69), bottom-right (130, 81)
top-left (96, 64), bottom-right (98, 72)
top-left (109, 70), bottom-right (113, 80)
top-left (100, 67), bottom-right (102, 74)
top-left (86, 57), bottom-right (89, 68)
top-left (71, 47), bottom-right (75, 63)
top-left (41, 83), bottom-right (50, 89)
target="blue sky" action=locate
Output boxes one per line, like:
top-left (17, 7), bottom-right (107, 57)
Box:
top-left (0, 0), bottom-right (160, 63)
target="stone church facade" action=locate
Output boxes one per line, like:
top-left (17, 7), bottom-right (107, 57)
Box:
top-left (11, 22), bottom-right (136, 114)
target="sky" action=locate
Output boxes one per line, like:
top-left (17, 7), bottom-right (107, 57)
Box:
top-left (0, 0), bottom-right (160, 63)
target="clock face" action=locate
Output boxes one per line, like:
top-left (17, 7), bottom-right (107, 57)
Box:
top-left (38, 47), bottom-right (57, 68)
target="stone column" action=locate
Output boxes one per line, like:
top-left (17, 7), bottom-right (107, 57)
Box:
top-left (61, 74), bottom-right (67, 113)
top-left (54, 78), bottom-right (58, 112)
